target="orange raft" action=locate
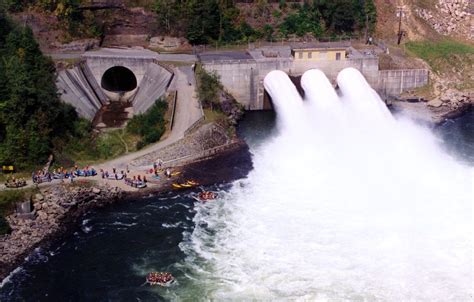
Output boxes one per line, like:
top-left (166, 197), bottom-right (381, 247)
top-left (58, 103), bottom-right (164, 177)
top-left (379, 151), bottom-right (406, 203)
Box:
top-left (195, 191), bottom-right (218, 202)
top-left (146, 272), bottom-right (174, 286)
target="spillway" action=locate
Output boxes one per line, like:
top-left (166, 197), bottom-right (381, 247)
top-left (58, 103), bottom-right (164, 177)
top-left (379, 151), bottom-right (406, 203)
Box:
top-left (175, 68), bottom-right (473, 300)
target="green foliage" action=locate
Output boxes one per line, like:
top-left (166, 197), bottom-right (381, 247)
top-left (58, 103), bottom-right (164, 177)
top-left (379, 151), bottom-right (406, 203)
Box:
top-left (0, 20), bottom-right (79, 169)
top-left (153, 0), bottom-right (178, 33)
top-left (272, 9), bottom-right (282, 19)
top-left (364, 0), bottom-right (377, 34)
top-left (280, 0), bottom-right (377, 37)
top-left (4, 0), bottom-right (101, 38)
top-left (263, 24), bottom-right (274, 42)
top-left (127, 99), bottom-right (168, 148)
top-left (279, 3), bottom-right (323, 37)
top-left (186, 0), bottom-right (220, 44)
top-left (196, 67), bottom-right (222, 111)
top-left (278, 0), bottom-right (287, 10)
top-left (152, 0), bottom-right (374, 44)
top-left (154, 0), bottom-right (261, 45)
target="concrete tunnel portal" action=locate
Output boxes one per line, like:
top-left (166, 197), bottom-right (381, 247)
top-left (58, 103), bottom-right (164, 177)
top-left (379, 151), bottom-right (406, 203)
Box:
top-left (101, 66), bottom-right (137, 92)
top-left (57, 48), bottom-right (175, 127)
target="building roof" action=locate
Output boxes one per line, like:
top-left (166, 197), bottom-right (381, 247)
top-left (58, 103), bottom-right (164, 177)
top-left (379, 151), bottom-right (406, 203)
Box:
top-left (291, 41), bottom-right (350, 51)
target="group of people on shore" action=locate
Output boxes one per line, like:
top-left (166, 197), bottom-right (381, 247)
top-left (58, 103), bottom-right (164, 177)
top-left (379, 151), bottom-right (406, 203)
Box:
top-left (100, 167), bottom-right (148, 189)
top-left (100, 168), bottom-right (125, 180)
top-left (4, 176), bottom-right (27, 188)
top-left (152, 160), bottom-right (173, 179)
top-left (32, 170), bottom-right (52, 184)
top-left (32, 166), bottom-right (97, 184)
top-left (124, 175), bottom-right (147, 188)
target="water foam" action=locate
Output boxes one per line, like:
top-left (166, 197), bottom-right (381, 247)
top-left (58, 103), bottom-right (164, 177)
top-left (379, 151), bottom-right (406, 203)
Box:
top-left (177, 68), bottom-right (473, 300)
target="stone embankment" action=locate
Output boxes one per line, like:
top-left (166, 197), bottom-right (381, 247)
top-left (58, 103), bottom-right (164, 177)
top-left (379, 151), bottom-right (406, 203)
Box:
top-left (0, 184), bottom-right (124, 281)
top-left (130, 122), bottom-right (232, 168)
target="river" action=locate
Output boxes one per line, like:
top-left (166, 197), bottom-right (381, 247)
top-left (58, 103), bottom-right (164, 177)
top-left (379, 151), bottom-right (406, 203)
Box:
top-left (0, 106), bottom-right (472, 301)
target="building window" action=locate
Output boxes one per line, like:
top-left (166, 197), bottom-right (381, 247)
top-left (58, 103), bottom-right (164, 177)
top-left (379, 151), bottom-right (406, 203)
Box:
top-left (336, 52), bottom-right (341, 60)
top-left (298, 52), bottom-right (303, 59)
top-left (308, 52), bottom-right (312, 59)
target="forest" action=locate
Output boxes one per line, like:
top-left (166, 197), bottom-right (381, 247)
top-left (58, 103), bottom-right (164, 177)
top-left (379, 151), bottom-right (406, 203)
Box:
top-left (0, 6), bottom-right (80, 169)
top-left (3, 0), bottom-right (376, 45)
top-left (153, 0), bottom-right (377, 44)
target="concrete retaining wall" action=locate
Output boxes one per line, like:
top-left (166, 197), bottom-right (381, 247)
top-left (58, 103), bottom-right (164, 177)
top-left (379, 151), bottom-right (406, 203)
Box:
top-left (56, 64), bottom-right (106, 120)
top-left (203, 60), bottom-right (258, 109)
top-left (132, 62), bottom-right (173, 113)
top-left (377, 69), bottom-right (429, 97)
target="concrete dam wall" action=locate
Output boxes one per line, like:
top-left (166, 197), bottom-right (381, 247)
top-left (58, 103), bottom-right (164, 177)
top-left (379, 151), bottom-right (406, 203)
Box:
top-left (202, 55), bottom-right (429, 109)
top-left (57, 48), bottom-right (173, 120)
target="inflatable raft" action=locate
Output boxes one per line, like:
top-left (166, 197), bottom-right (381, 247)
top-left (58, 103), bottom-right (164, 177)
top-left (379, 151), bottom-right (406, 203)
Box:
top-left (146, 272), bottom-right (174, 286)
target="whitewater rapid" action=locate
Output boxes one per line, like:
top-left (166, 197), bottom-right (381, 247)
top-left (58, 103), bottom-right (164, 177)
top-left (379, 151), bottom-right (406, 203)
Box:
top-left (176, 68), bottom-right (473, 301)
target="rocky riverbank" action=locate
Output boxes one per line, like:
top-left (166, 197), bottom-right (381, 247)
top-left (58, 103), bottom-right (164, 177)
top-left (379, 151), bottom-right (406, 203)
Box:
top-left (391, 94), bottom-right (472, 125)
top-left (0, 138), bottom-right (252, 283)
top-left (0, 184), bottom-right (124, 281)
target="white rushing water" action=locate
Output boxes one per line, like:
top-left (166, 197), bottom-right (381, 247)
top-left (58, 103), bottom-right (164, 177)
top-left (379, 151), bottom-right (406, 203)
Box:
top-left (177, 68), bottom-right (473, 301)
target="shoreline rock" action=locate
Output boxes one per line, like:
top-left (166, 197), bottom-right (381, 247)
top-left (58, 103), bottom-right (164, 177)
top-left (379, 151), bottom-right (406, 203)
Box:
top-left (0, 184), bottom-right (125, 281)
top-left (390, 97), bottom-right (472, 125)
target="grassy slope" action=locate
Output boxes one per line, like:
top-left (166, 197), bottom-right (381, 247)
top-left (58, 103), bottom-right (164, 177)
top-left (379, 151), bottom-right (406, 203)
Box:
top-left (405, 39), bottom-right (474, 90)
top-left (405, 40), bottom-right (474, 71)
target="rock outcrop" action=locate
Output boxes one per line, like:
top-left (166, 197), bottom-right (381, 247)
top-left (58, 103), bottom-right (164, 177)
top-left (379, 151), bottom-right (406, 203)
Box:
top-left (415, 0), bottom-right (471, 39)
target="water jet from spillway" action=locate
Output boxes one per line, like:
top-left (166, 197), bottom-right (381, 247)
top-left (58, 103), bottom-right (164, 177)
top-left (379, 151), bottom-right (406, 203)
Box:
top-left (176, 68), bottom-right (473, 301)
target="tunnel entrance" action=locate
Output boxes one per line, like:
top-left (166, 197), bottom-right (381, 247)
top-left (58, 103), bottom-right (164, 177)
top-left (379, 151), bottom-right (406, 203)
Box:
top-left (263, 90), bottom-right (274, 110)
top-left (101, 66), bottom-right (137, 92)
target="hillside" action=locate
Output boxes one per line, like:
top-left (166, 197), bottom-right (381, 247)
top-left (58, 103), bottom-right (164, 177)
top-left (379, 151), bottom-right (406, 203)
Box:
top-left (4, 0), bottom-right (473, 107)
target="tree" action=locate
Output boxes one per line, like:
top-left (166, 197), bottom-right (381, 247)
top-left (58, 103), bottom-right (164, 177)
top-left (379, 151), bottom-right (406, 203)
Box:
top-left (0, 20), bottom-right (78, 168)
top-left (365, 0), bottom-right (377, 34)
top-left (154, 0), bottom-right (178, 33)
top-left (263, 24), bottom-right (274, 42)
top-left (196, 67), bottom-right (222, 111)
top-left (186, 0), bottom-right (220, 44)
top-left (279, 3), bottom-right (323, 38)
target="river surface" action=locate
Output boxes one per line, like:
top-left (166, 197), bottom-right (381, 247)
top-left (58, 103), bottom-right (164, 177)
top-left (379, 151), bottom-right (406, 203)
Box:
top-left (0, 109), bottom-right (472, 301)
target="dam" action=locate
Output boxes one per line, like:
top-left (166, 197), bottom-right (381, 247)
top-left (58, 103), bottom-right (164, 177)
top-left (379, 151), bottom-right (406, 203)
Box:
top-left (200, 42), bottom-right (429, 110)
top-left (57, 42), bottom-right (429, 120)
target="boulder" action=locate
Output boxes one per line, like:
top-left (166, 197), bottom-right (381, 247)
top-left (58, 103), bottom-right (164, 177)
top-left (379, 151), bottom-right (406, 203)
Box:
top-left (428, 98), bottom-right (443, 107)
top-left (36, 211), bottom-right (48, 220)
top-left (35, 194), bottom-right (44, 202)
top-left (92, 188), bottom-right (101, 194)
